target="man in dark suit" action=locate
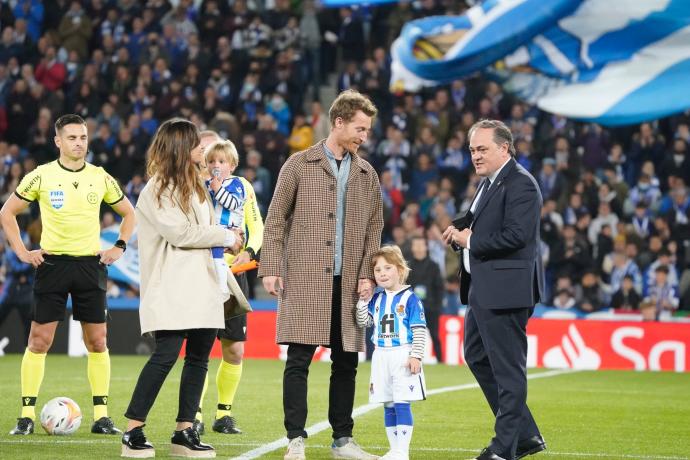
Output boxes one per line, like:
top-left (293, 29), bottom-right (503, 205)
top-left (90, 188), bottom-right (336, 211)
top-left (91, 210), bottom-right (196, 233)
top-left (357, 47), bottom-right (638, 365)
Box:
top-left (442, 120), bottom-right (546, 460)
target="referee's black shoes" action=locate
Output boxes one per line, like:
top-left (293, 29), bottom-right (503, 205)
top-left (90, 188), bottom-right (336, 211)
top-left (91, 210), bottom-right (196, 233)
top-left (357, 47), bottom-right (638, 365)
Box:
top-left (91, 416), bottom-right (122, 434)
top-left (212, 415), bottom-right (242, 434)
top-left (9, 417), bottom-right (34, 435)
top-left (193, 419), bottom-right (205, 435)
top-left (516, 435), bottom-right (547, 459)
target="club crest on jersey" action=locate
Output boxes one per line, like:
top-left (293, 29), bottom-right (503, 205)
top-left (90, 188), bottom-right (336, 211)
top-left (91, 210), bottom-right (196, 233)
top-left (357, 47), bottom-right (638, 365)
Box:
top-left (396, 304), bottom-right (405, 316)
top-left (49, 190), bottom-right (64, 209)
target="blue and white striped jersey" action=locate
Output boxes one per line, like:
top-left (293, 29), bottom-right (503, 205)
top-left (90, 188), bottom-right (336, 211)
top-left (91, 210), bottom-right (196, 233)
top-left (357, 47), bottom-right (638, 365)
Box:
top-left (368, 286), bottom-right (426, 348)
top-left (206, 176), bottom-right (247, 230)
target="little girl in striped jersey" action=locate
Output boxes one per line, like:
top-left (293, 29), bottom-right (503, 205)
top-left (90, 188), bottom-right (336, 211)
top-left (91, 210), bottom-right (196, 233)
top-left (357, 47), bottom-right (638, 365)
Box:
top-left (356, 245), bottom-right (427, 460)
top-left (205, 140), bottom-right (247, 295)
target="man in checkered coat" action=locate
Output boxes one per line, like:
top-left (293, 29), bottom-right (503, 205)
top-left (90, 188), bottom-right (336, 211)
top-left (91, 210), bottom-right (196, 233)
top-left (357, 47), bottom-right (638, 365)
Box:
top-left (260, 90), bottom-right (383, 460)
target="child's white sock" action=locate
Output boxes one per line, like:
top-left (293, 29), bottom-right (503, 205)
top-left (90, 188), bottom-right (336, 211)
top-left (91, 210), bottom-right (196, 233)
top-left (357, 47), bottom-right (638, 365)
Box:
top-left (213, 256), bottom-right (229, 295)
top-left (395, 402), bottom-right (413, 455)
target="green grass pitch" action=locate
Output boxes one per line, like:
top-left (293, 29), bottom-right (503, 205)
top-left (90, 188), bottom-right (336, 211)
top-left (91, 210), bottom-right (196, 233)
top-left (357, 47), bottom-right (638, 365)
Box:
top-left (0, 355), bottom-right (688, 459)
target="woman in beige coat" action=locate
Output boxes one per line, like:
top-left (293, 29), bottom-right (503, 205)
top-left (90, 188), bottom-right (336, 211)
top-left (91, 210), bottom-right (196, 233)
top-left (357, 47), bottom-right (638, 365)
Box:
top-left (120, 119), bottom-right (244, 459)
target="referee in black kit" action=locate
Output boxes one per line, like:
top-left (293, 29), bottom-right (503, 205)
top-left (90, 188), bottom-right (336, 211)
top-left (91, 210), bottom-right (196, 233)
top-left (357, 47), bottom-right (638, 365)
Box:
top-left (1, 114), bottom-right (135, 436)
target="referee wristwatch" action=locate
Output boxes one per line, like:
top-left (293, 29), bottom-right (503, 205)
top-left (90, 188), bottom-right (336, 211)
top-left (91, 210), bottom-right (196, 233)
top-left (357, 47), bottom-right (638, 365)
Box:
top-left (114, 239), bottom-right (127, 252)
top-left (245, 247), bottom-right (256, 260)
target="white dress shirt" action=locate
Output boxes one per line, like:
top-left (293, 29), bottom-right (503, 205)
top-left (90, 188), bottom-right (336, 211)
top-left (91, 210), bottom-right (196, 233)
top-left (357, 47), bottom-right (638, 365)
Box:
top-left (463, 157), bottom-right (511, 273)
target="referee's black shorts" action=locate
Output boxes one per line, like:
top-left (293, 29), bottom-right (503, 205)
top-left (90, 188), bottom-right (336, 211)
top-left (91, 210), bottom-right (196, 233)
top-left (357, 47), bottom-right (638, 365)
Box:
top-left (217, 271), bottom-right (248, 342)
top-left (32, 255), bottom-right (108, 324)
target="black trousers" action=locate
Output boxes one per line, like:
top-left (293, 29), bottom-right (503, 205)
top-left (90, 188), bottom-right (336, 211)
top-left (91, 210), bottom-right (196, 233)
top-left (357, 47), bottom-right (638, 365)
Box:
top-left (125, 328), bottom-right (216, 423)
top-left (464, 300), bottom-right (540, 459)
top-left (283, 277), bottom-right (359, 440)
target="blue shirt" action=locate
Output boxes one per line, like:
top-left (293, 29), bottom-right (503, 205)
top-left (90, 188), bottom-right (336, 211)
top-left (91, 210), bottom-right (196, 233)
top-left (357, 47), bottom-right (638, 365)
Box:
top-left (323, 144), bottom-right (350, 276)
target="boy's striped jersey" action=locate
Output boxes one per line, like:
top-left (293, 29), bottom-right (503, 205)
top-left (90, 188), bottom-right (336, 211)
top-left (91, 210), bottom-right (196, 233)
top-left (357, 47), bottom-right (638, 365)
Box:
top-left (207, 176), bottom-right (247, 230)
top-left (367, 286), bottom-right (426, 348)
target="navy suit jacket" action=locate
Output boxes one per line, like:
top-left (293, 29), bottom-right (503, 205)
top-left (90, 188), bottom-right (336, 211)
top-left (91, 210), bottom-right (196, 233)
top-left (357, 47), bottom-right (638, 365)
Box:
top-left (459, 158), bottom-right (545, 309)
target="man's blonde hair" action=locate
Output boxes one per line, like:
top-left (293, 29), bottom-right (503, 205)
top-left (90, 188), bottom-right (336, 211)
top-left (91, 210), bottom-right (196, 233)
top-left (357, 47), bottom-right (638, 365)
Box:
top-left (204, 139), bottom-right (239, 168)
top-left (371, 245), bottom-right (411, 284)
top-left (329, 89), bottom-right (378, 127)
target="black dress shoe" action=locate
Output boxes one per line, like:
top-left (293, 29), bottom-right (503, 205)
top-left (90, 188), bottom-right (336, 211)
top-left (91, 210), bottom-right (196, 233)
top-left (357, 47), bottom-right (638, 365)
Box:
top-left (475, 447), bottom-right (507, 460)
top-left (121, 425), bottom-right (155, 458)
top-left (516, 435), bottom-right (547, 459)
top-left (171, 426), bottom-right (215, 458)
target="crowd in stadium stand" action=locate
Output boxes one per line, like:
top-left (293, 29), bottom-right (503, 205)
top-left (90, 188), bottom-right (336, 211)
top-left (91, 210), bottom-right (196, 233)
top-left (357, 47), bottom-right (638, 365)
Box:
top-left (0, 0), bottom-right (689, 318)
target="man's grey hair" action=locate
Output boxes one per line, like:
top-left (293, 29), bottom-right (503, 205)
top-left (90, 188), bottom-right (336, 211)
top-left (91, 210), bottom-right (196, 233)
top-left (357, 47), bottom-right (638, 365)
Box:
top-left (468, 119), bottom-right (516, 157)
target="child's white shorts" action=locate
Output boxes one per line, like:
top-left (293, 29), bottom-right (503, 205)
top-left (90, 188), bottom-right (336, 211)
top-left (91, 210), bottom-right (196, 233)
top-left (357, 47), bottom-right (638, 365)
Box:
top-left (369, 345), bottom-right (427, 403)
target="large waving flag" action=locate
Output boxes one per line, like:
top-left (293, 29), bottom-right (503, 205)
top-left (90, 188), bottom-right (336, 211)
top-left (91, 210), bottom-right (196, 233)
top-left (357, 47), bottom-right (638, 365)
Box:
top-left (100, 225), bottom-right (140, 287)
top-left (391, 0), bottom-right (690, 126)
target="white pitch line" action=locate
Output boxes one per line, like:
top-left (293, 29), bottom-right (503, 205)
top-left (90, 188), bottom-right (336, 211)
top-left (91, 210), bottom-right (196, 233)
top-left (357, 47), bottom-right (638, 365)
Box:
top-left (229, 369), bottom-right (575, 460)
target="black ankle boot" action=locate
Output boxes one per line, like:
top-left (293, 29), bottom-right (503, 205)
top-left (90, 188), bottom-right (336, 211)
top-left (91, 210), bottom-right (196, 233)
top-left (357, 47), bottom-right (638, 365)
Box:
top-left (121, 425), bottom-right (155, 458)
top-left (170, 426), bottom-right (215, 458)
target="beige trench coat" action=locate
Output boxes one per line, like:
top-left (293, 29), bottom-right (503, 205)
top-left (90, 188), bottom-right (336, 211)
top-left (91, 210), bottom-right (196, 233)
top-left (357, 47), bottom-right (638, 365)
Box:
top-left (259, 141), bottom-right (384, 352)
top-left (136, 180), bottom-right (249, 335)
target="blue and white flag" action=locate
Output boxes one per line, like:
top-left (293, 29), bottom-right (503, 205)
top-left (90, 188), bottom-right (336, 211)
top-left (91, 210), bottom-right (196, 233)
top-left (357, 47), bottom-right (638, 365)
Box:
top-left (100, 225), bottom-right (139, 287)
top-left (391, 0), bottom-right (690, 126)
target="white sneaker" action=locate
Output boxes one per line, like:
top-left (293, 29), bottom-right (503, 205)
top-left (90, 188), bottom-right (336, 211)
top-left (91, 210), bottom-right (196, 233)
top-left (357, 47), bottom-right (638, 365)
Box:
top-left (284, 436), bottom-right (306, 460)
top-left (331, 437), bottom-right (379, 459)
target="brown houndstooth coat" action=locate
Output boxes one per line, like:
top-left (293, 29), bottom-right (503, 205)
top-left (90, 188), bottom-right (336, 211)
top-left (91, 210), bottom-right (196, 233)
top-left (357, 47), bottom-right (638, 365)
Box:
top-left (259, 140), bottom-right (384, 352)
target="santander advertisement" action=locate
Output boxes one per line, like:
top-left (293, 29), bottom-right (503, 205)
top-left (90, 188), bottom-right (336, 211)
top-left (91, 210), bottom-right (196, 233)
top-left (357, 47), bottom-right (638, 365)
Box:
top-left (225, 313), bottom-right (690, 373)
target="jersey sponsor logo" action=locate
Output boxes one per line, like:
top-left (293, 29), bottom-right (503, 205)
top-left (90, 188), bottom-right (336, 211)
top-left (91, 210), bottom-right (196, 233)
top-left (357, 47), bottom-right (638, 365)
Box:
top-left (380, 312), bottom-right (395, 334)
top-left (378, 332), bottom-right (400, 339)
top-left (49, 190), bottom-right (64, 209)
top-left (21, 175), bottom-right (40, 195)
top-left (72, 181), bottom-right (79, 189)
top-left (87, 192), bottom-right (98, 204)
top-left (106, 174), bottom-right (122, 193)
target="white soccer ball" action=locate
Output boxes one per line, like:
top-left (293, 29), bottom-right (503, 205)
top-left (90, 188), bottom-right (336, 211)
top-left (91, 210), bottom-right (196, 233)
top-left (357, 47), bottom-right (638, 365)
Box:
top-left (40, 397), bottom-right (82, 435)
